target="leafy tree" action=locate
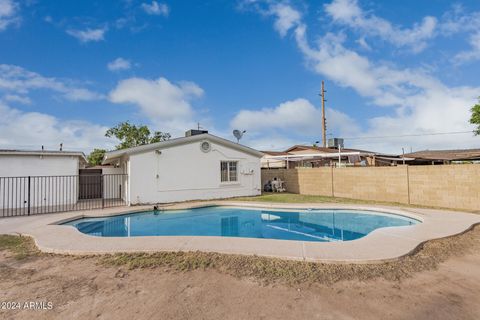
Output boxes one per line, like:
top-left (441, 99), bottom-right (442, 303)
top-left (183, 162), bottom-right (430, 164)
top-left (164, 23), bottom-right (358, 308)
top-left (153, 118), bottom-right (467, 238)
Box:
top-left (105, 121), bottom-right (171, 150)
top-left (87, 148), bottom-right (107, 166)
top-left (471, 98), bottom-right (480, 135)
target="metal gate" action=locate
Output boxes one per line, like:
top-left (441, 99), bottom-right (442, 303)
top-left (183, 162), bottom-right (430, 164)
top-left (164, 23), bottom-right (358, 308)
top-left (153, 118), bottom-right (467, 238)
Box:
top-left (0, 174), bottom-right (128, 217)
top-left (79, 169), bottom-right (102, 199)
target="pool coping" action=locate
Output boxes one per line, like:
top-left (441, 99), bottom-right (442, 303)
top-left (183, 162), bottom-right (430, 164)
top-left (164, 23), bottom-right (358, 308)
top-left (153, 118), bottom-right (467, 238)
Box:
top-left (1, 201), bottom-right (479, 263)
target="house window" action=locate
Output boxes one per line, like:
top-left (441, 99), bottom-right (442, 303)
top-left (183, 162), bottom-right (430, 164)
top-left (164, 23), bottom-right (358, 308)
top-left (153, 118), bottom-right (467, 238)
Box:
top-left (221, 161), bottom-right (238, 182)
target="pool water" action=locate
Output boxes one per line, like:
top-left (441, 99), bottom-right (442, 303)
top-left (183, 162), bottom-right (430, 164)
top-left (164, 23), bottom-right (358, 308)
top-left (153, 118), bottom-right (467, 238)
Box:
top-left (64, 206), bottom-right (419, 242)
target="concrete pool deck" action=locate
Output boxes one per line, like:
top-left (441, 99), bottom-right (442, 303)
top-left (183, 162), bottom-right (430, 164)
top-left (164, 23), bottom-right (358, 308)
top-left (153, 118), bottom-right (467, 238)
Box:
top-left (0, 201), bottom-right (479, 263)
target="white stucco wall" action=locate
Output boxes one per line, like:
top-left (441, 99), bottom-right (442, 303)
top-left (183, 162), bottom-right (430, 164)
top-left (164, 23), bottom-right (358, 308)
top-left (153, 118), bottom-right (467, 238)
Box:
top-left (0, 155), bottom-right (80, 177)
top-left (127, 139), bottom-right (261, 204)
top-left (0, 155), bottom-right (82, 210)
top-left (102, 169), bottom-right (128, 201)
top-left (101, 166), bottom-right (126, 175)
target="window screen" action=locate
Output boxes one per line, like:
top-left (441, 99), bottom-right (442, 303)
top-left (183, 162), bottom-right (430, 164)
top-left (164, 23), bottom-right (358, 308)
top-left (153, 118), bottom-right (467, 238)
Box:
top-left (220, 161), bottom-right (238, 182)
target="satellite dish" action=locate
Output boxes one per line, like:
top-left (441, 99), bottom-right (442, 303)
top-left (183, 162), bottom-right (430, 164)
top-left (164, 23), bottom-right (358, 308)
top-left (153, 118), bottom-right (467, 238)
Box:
top-left (233, 129), bottom-right (246, 143)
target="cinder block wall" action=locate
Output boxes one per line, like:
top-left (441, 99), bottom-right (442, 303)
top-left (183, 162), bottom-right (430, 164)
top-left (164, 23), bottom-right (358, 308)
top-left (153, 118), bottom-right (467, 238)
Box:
top-left (261, 165), bottom-right (480, 211)
top-left (261, 169), bottom-right (300, 193)
top-left (296, 168), bottom-right (333, 196)
top-left (408, 165), bottom-right (480, 210)
top-left (333, 166), bottom-right (409, 204)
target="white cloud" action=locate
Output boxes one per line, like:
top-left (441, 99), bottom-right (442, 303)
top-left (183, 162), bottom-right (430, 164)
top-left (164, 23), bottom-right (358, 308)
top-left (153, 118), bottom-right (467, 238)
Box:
top-left (242, 0), bottom-right (301, 38)
top-left (107, 58), bottom-right (132, 71)
top-left (232, 99), bottom-right (321, 134)
top-left (109, 77), bottom-right (204, 134)
top-left (269, 2), bottom-right (301, 37)
top-left (241, 1), bottom-right (480, 153)
top-left (0, 0), bottom-right (19, 31)
top-left (295, 29), bottom-right (388, 98)
top-left (242, 135), bottom-right (301, 151)
top-left (141, 1), bottom-right (169, 16)
top-left (453, 32), bottom-right (480, 64)
top-left (294, 29), bottom-right (479, 152)
top-left (356, 37), bottom-right (371, 51)
top-left (231, 98), bottom-right (360, 150)
top-left (349, 85), bottom-right (479, 153)
top-left (63, 88), bottom-right (104, 101)
top-left (2, 94), bottom-right (31, 104)
top-left (439, 5), bottom-right (480, 35)
top-left (324, 0), bottom-right (437, 52)
top-left (66, 27), bottom-right (106, 43)
top-left (0, 64), bottom-right (104, 102)
top-left (437, 5), bottom-right (480, 64)
top-left (0, 102), bottom-right (114, 152)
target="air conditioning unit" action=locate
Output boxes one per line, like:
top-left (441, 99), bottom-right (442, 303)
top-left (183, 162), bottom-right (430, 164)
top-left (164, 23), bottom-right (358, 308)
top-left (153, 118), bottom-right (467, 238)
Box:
top-left (328, 138), bottom-right (344, 149)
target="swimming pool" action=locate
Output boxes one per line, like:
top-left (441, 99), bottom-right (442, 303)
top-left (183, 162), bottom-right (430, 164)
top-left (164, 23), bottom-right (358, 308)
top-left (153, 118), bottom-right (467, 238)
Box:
top-left (64, 206), bottom-right (419, 242)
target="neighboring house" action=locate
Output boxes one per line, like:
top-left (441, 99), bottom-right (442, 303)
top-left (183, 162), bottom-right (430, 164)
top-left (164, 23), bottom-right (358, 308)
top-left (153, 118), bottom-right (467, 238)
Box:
top-left (0, 149), bottom-right (87, 177)
top-left (261, 151), bottom-right (291, 169)
top-left (402, 149), bottom-right (480, 165)
top-left (262, 146), bottom-right (480, 168)
top-left (102, 130), bottom-right (263, 204)
top-left (261, 145), bottom-right (382, 168)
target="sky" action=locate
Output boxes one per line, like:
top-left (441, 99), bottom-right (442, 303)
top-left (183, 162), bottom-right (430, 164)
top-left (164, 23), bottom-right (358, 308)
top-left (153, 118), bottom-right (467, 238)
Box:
top-left (0, 0), bottom-right (479, 154)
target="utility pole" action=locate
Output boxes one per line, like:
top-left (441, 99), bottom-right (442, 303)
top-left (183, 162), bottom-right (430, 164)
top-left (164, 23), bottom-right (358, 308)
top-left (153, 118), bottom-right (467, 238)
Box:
top-left (320, 80), bottom-right (327, 148)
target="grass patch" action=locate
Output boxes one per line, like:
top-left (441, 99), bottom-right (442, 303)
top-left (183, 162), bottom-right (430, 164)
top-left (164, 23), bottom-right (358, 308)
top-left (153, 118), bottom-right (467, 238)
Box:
top-left (233, 193), bottom-right (480, 213)
top-left (234, 193), bottom-right (393, 205)
top-left (0, 235), bottom-right (39, 260)
top-left (99, 224), bottom-right (479, 285)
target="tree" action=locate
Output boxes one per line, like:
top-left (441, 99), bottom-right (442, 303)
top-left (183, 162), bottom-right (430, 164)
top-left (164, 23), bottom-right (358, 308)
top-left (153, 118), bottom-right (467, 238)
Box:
top-left (471, 98), bottom-right (480, 135)
top-left (87, 148), bottom-right (107, 166)
top-left (105, 121), bottom-right (171, 150)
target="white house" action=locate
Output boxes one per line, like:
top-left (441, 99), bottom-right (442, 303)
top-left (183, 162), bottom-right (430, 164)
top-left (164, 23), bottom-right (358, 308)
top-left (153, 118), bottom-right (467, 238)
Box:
top-left (0, 150), bottom-right (88, 212)
top-left (102, 130), bottom-right (263, 204)
top-left (0, 149), bottom-right (87, 177)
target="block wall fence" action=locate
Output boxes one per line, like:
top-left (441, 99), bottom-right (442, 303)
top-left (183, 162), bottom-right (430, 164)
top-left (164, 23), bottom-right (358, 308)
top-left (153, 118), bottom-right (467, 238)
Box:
top-left (261, 165), bottom-right (480, 211)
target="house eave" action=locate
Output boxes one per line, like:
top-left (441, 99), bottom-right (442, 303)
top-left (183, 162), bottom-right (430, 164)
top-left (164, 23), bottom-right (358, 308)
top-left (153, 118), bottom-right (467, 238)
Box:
top-left (0, 150), bottom-right (88, 164)
top-left (102, 133), bottom-right (264, 164)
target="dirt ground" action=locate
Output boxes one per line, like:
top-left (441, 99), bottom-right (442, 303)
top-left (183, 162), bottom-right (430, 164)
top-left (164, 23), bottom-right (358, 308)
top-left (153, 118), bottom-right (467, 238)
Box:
top-left (1, 227), bottom-right (480, 320)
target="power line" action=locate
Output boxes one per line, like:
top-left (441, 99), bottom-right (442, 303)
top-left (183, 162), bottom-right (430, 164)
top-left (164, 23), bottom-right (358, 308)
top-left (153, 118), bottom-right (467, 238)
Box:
top-left (342, 130), bottom-right (475, 140)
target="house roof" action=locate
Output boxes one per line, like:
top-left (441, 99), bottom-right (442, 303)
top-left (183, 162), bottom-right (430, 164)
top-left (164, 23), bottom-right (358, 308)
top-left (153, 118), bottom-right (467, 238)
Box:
top-left (403, 149), bottom-right (480, 161)
top-left (261, 150), bottom-right (291, 156)
top-left (0, 149), bottom-right (88, 163)
top-left (284, 145), bottom-right (378, 155)
top-left (284, 145), bottom-right (336, 153)
top-left (341, 148), bottom-right (383, 154)
top-left (102, 133), bottom-right (264, 164)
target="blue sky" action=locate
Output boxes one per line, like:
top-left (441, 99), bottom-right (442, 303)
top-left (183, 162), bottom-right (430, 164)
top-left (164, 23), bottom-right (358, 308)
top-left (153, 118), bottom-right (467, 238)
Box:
top-left (0, 0), bottom-right (479, 153)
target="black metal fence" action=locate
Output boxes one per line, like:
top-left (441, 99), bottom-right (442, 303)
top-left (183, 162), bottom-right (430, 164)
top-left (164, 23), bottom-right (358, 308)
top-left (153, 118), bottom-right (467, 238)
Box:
top-left (0, 174), bottom-right (128, 217)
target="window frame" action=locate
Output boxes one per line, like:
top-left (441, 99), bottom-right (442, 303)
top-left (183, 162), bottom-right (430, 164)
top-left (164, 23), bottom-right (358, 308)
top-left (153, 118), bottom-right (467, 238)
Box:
top-left (220, 161), bottom-right (239, 183)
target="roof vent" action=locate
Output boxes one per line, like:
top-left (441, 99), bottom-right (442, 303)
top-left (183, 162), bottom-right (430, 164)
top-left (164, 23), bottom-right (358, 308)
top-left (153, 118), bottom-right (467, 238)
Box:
top-left (200, 141), bottom-right (211, 153)
top-left (185, 129), bottom-right (208, 137)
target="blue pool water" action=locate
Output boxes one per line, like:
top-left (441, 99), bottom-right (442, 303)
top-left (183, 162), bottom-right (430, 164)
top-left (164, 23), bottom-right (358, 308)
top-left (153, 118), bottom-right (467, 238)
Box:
top-left (64, 206), bottom-right (419, 242)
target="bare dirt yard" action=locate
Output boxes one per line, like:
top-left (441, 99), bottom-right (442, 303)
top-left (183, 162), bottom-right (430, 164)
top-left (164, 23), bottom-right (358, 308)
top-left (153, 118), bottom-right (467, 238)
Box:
top-left (1, 225), bottom-right (480, 320)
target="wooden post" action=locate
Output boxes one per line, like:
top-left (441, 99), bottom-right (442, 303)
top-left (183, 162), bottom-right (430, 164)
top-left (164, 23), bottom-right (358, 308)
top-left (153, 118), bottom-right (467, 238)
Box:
top-left (321, 81), bottom-right (327, 148)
